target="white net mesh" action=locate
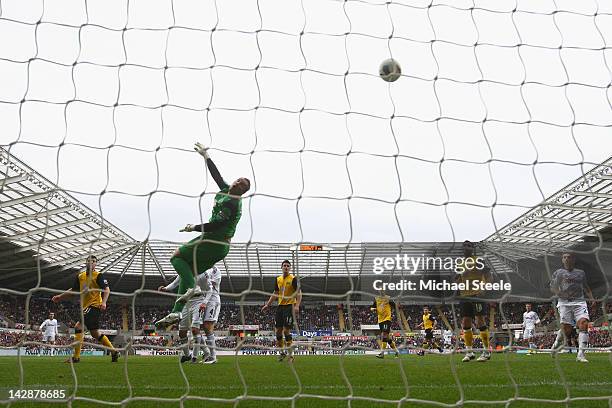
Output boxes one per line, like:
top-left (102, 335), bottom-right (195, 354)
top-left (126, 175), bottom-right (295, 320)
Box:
top-left (1, 0), bottom-right (612, 406)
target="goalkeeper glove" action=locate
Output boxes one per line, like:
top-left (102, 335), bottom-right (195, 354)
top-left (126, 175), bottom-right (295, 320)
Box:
top-left (179, 224), bottom-right (195, 232)
top-left (194, 142), bottom-right (210, 159)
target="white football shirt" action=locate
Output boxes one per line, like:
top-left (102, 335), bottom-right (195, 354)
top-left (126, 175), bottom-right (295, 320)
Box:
top-left (522, 311), bottom-right (539, 329)
top-left (165, 266), bottom-right (222, 304)
top-left (40, 319), bottom-right (58, 336)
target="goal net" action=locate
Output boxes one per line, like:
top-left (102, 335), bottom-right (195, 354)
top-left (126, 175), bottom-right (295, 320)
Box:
top-left (0, 0), bottom-right (611, 406)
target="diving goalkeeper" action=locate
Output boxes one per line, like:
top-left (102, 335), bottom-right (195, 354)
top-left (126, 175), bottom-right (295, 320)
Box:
top-left (156, 143), bottom-right (250, 327)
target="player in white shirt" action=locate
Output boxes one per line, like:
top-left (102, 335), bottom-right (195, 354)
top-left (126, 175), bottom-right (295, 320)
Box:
top-left (549, 252), bottom-right (596, 363)
top-left (544, 302), bottom-right (577, 354)
top-left (521, 304), bottom-right (540, 354)
top-left (443, 329), bottom-right (453, 348)
top-left (40, 312), bottom-right (59, 356)
top-left (159, 265), bottom-right (222, 364)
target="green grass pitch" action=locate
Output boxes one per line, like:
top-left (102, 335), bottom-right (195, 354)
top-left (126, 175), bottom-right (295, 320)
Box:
top-left (1, 353), bottom-right (611, 407)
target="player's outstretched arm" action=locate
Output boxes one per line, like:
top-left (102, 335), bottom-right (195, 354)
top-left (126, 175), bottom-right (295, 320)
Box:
top-left (160, 275), bottom-right (180, 292)
top-left (52, 285), bottom-right (78, 303)
top-left (262, 290), bottom-right (279, 312)
top-left (194, 142), bottom-right (229, 190)
top-left (180, 199), bottom-right (238, 235)
top-left (53, 274), bottom-right (87, 303)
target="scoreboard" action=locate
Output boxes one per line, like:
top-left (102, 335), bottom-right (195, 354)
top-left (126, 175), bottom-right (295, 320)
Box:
top-left (299, 245), bottom-right (323, 251)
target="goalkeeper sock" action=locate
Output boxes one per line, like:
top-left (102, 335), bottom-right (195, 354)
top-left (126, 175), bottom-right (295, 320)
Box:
top-left (276, 335), bottom-right (284, 351)
top-left (463, 328), bottom-right (473, 350)
top-left (206, 333), bottom-right (216, 359)
top-left (577, 331), bottom-right (588, 358)
top-left (170, 256), bottom-right (195, 313)
top-left (74, 330), bottom-right (83, 359)
top-left (98, 335), bottom-right (115, 352)
top-left (478, 326), bottom-right (490, 350)
top-left (387, 339), bottom-right (397, 350)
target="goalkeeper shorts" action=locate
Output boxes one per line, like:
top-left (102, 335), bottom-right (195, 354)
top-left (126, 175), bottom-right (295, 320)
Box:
top-left (178, 237), bottom-right (230, 274)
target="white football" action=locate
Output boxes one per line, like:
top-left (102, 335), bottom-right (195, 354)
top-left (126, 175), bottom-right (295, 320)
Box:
top-left (379, 58), bottom-right (401, 82)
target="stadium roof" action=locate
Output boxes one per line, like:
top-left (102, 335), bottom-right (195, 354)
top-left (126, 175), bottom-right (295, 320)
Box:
top-left (481, 157), bottom-right (612, 290)
top-left (483, 156), bottom-right (612, 260)
top-left (2, 146), bottom-right (611, 297)
top-left (0, 146), bottom-right (138, 290)
top-left (87, 241), bottom-right (527, 300)
top-left (102, 241), bottom-right (472, 277)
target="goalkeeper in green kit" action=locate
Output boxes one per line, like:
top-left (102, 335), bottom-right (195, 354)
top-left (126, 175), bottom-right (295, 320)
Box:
top-left (155, 142), bottom-right (250, 328)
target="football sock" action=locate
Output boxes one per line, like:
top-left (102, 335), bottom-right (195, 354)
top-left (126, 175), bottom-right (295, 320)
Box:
top-left (578, 331), bottom-right (588, 358)
top-left (98, 335), bottom-right (115, 352)
top-left (552, 330), bottom-right (564, 349)
top-left (74, 330), bottom-right (83, 359)
top-left (479, 326), bottom-right (490, 350)
top-left (463, 328), bottom-right (473, 350)
top-left (193, 334), bottom-right (202, 359)
top-left (206, 333), bottom-right (216, 359)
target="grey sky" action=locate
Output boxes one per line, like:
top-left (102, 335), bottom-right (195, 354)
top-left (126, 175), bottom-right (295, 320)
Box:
top-left (0, 0), bottom-right (611, 244)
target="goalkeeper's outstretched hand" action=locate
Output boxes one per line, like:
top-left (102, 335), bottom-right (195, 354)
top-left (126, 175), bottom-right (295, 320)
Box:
top-left (194, 142), bottom-right (209, 159)
top-left (179, 224), bottom-right (195, 232)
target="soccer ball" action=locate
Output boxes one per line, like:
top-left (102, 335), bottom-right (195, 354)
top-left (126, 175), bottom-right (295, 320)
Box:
top-left (379, 58), bottom-right (401, 82)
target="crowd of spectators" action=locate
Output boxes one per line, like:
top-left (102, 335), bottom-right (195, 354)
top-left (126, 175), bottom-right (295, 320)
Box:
top-left (2, 327), bottom-right (609, 350)
top-left (0, 296), bottom-right (350, 332)
top-left (180, 304), bottom-right (344, 332)
top-left (0, 295), bottom-right (124, 330)
top-left (0, 330), bottom-right (73, 348)
top-left (213, 336), bottom-right (382, 352)
top-left (131, 336), bottom-right (169, 347)
top-left (2, 295), bottom-right (610, 337)
top-left (588, 329), bottom-right (612, 347)
top-left (345, 305), bottom-right (398, 330)
top-left (215, 306), bottom-right (274, 331)
top-left (515, 329), bottom-right (611, 349)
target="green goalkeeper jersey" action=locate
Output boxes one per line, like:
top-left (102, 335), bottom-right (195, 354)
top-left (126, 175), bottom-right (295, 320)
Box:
top-left (190, 158), bottom-right (243, 241)
top-left (204, 186), bottom-right (242, 241)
